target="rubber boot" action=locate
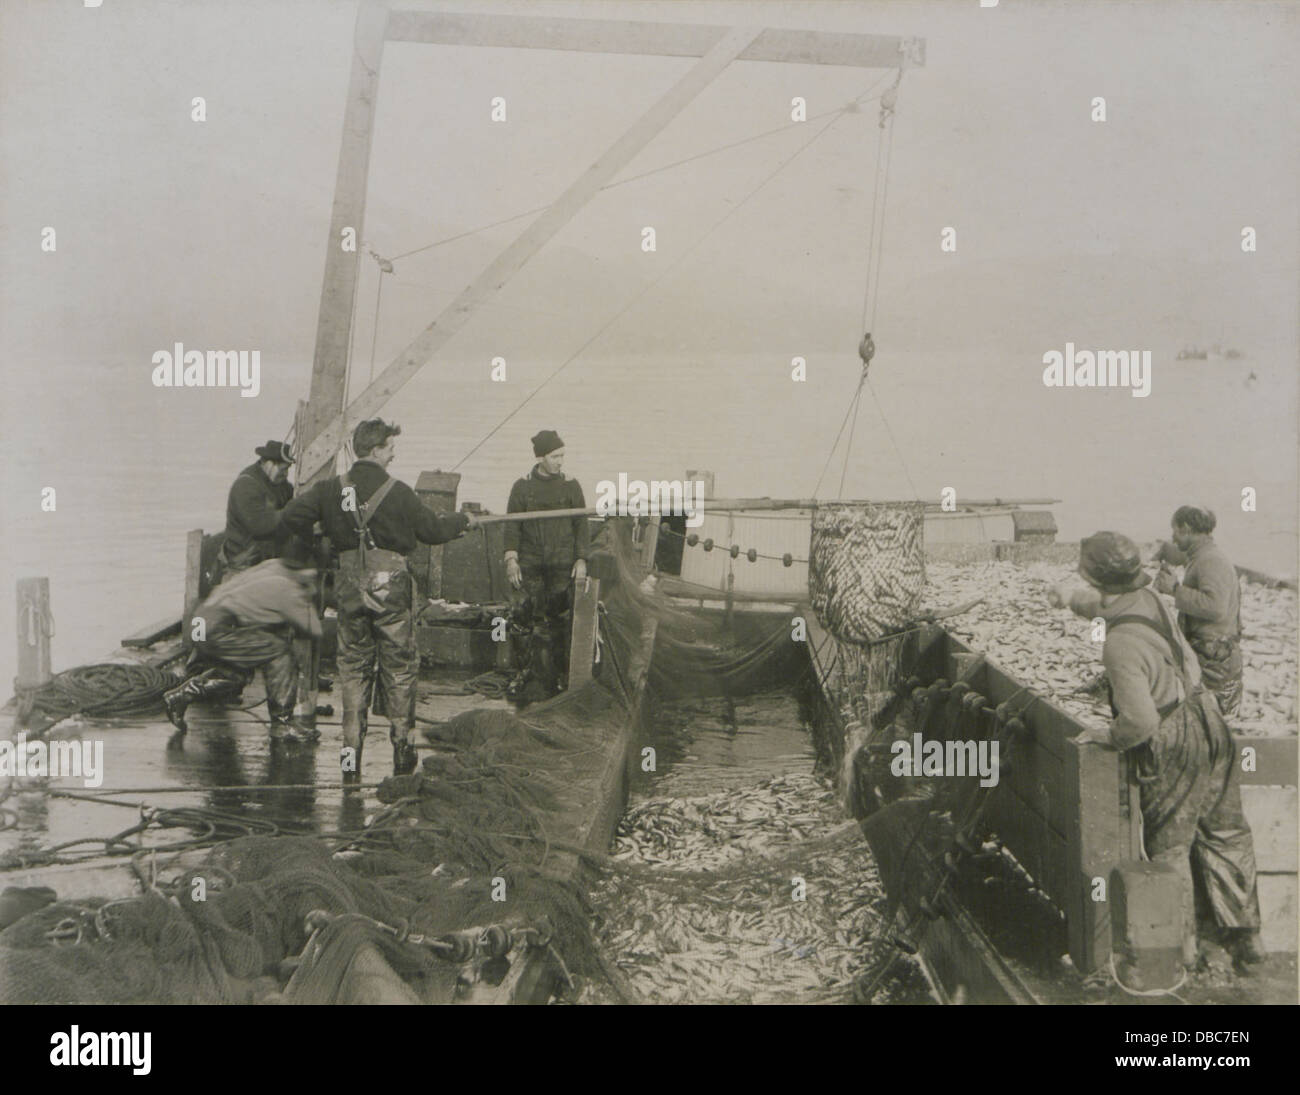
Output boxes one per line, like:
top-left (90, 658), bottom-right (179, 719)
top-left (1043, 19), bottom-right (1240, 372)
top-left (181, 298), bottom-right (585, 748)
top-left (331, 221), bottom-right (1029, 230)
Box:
top-left (1227, 929), bottom-right (1267, 971)
top-left (506, 625), bottom-right (532, 704)
top-left (268, 701), bottom-right (321, 746)
top-left (532, 626), bottom-right (559, 701)
top-left (391, 728), bottom-right (418, 777)
top-left (343, 697), bottom-right (369, 790)
top-left (341, 734), bottom-right (365, 791)
top-left (163, 668), bottom-right (235, 733)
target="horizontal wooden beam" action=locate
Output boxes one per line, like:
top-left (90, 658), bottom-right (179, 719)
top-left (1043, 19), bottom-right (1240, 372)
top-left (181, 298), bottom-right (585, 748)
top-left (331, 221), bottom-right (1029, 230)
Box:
top-left (121, 615), bottom-right (181, 649)
top-left (386, 12), bottom-right (925, 69)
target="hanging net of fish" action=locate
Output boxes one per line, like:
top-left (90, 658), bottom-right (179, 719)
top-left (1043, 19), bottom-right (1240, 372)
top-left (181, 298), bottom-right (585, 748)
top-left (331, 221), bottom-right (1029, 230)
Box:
top-left (808, 502), bottom-right (926, 645)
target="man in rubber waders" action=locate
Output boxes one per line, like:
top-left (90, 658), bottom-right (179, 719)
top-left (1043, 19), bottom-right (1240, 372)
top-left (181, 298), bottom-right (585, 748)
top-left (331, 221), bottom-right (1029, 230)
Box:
top-left (163, 538), bottom-right (322, 744)
top-left (281, 419), bottom-right (476, 786)
top-left (1152, 505), bottom-right (1244, 718)
top-left (1049, 532), bottom-right (1264, 973)
top-left (503, 430), bottom-right (588, 706)
top-left (220, 440), bottom-right (296, 576)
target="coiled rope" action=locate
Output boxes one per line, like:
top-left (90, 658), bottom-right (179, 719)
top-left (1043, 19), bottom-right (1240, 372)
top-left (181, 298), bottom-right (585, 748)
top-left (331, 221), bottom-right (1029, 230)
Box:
top-left (14, 663), bottom-right (174, 723)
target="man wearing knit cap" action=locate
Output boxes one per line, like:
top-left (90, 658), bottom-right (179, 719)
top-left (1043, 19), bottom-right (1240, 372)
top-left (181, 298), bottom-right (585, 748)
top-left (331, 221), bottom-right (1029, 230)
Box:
top-left (1152, 505), bottom-right (1244, 717)
top-left (1049, 531), bottom-right (1263, 972)
top-left (503, 430), bottom-right (589, 705)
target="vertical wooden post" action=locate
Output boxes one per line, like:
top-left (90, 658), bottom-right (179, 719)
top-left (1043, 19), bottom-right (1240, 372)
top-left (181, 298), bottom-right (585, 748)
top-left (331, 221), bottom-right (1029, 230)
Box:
top-left (296, 26), bottom-right (765, 481)
top-left (1069, 743), bottom-right (1128, 973)
top-left (413, 470), bottom-right (461, 599)
top-left (568, 577), bottom-right (601, 688)
top-left (15, 577), bottom-right (53, 690)
top-left (182, 529), bottom-right (203, 650)
top-left (640, 517), bottom-right (661, 572)
top-left (299, 0), bottom-right (390, 487)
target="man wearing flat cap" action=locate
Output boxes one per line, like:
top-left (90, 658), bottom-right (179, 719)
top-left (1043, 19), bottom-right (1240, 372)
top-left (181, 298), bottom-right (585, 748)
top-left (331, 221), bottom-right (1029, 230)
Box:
top-left (503, 430), bottom-right (589, 705)
top-left (1050, 531), bottom-right (1263, 971)
top-left (220, 440), bottom-right (296, 576)
top-left (282, 419), bottom-right (477, 784)
top-left (1152, 505), bottom-right (1244, 718)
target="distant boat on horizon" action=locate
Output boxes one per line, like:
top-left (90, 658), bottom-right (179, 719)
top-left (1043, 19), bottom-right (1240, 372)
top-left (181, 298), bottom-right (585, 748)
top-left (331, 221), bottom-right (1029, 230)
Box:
top-left (1176, 343), bottom-right (1244, 361)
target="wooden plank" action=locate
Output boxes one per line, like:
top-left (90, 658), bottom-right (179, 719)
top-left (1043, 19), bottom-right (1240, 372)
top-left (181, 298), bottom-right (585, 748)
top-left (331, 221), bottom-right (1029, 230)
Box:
top-left (1002, 733), bottom-right (1069, 839)
top-left (121, 615), bottom-right (181, 649)
top-left (181, 529), bottom-right (203, 652)
top-left (15, 577), bottom-right (53, 689)
top-left (412, 470), bottom-right (461, 599)
top-left (568, 578), bottom-right (600, 688)
top-left (986, 788), bottom-right (1070, 908)
top-left (415, 624), bottom-right (497, 670)
top-left (1068, 739), bottom-right (1130, 973)
top-left (298, 25), bottom-right (764, 481)
top-left (299, 0), bottom-right (390, 483)
top-left (385, 12), bottom-right (925, 69)
top-left (640, 516), bottom-right (661, 571)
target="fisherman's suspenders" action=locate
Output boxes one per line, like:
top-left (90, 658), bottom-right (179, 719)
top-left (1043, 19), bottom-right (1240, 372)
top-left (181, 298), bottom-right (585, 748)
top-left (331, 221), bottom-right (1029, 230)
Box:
top-left (1109, 589), bottom-right (1190, 719)
top-left (341, 472), bottom-right (399, 563)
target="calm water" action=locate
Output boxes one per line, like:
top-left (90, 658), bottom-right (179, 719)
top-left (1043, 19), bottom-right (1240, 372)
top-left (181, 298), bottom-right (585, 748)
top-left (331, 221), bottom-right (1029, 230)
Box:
top-left (2, 350), bottom-right (1294, 681)
top-left (630, 691), bottom-right (818, 801)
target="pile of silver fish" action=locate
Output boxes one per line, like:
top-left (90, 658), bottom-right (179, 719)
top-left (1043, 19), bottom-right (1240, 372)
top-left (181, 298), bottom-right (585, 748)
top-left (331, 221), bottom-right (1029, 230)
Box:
top-left (590, 773), bottom-right (904, 1004)
top-left (923, 561), bottom-right (1297, 736)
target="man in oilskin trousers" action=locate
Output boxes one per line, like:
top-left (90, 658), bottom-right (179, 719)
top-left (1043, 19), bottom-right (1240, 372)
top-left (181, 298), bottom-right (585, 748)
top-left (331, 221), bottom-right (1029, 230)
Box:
top-left (281, 419), bottom-right (475, 786)
top-left (503, 430), bottom-right (589, 706)
top-left (163, 539), bottom-right (321, 745)
top-left (1051, 531), bottom-right (1264, 973)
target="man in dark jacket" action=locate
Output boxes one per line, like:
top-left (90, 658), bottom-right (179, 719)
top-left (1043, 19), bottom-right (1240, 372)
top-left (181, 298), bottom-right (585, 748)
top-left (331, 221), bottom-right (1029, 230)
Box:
top-left (1153, 505), bottom-right (1244, 718)
top-left (503, 430), bottom-right (588, 704)
top-left (163, 540), bottom-right (322, 744)
top-left (221, 441), bottom-right (295, 575)
top-left (281, 419), bottom-right (475, 784)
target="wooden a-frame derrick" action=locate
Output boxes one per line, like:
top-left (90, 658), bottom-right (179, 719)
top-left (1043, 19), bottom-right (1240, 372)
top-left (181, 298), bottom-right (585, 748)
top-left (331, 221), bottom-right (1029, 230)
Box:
top-left (297, 4), bottom-right (925, 483)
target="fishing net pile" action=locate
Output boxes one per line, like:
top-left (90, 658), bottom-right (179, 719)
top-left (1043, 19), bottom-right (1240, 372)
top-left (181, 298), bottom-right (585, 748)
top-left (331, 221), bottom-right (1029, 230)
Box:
top-left (809, 502), bottom-right (925, 644)
top-left (0, 520), bottom-right (819, 1004)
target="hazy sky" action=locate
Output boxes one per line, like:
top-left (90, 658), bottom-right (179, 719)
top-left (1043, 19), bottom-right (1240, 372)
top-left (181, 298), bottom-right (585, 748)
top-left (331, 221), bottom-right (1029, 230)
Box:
top-left (4, 0), bottom-right (1296, 367)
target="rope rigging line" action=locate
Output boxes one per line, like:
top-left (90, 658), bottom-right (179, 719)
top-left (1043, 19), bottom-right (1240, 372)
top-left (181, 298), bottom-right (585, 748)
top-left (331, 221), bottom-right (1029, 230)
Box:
top-left (449, 79), bottom-right (894, 473)
top-left (388, 90), bottom-right (893, 264)
top-left (838, 378), bottom-right (866, 499)
top-left (862, 71), bottom-right (902, 333)
top-left (813, 70), bottom-right (910, 502)
top-left (367, 267), bottom-right (386, 385)
top-left (811, 372), bottom-right (869, 497)
top-left (867, 376), bottom-right (921, 501)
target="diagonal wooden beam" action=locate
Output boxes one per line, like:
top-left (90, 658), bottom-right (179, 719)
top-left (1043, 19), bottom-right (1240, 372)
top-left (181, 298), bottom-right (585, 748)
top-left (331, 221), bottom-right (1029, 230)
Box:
top-left (385, 11), bottom-right (925, 69)
top-left (298, 24), bottom-right (763, 482)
